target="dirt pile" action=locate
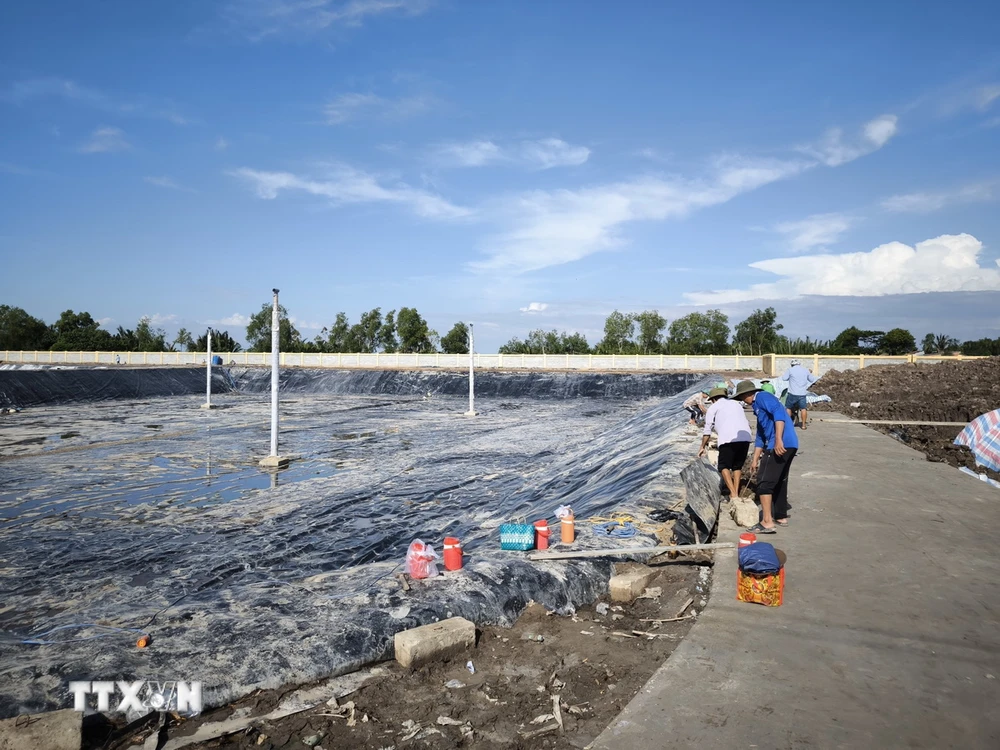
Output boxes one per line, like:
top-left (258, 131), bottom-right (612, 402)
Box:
top-left (813, 358), bottom-right (1000, 479)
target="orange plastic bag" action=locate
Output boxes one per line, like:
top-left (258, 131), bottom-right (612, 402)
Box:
top-left (406, 539), bottom-right (439, 580)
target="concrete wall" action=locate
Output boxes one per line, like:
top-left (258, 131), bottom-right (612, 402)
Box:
top-left (762, 353), bottom-right (984, 376)
top-left (2, 350), bottom-right (764, 372)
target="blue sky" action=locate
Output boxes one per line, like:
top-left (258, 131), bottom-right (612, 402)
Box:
top-left (2, 0), bottom-right (999, 350)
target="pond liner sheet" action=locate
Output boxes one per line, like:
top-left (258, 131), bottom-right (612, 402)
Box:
top-left (0, 369), bottom-right (723, 719)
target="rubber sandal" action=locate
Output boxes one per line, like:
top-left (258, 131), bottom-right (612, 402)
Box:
top-left (746, 523), bottom-right (777, 534)
top-left (775, 519), bottom-right (789, 526)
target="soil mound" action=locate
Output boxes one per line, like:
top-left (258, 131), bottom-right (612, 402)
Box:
top-left (814, 358), bottom-right (1000, 479)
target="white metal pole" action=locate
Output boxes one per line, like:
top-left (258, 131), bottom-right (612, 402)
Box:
top-left (270, 289), bottom-right (280, 457)
top-left (205, 328), bottom-right (212, 407)
top-left (466, 322), bottom-right (475, 416)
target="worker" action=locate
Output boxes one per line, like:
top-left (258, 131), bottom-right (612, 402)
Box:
top-left (698, 387), bottom-right (753, 501)
top-left (732, 380), bottom-right (799, 533)
top-left (682, 389), bottom-right (710, 426)
top-left (782, 358), bottom-right (819, 430)
top-left (760, 379), bottom-right (775, 395)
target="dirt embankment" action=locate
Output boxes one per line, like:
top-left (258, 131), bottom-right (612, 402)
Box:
top-left (813, 359), bottom-right (1000, 479)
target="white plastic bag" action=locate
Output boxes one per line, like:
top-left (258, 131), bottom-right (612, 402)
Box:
top-left (555, 505), bottom-right (573, 519)
top-left (406, 539), bottom-right (439, 579)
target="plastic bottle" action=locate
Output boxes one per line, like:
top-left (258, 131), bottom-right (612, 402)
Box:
top-left (443, 537), bottom-right (463, 571)
top-left (560, 512), bottom-right (575, 544)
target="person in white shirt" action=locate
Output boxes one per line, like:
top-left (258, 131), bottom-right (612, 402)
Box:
top-left (782, 359), bottom-right (819, 430)
top-left (697, 386), bottom-right (753, 501)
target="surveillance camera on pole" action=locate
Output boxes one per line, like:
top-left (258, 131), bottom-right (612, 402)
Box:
top-left (259, 289), bottom-right (289, 469)
top-left (464, 322), bottom-right (476, 417)
top-left (201, 327), bottom-right (217, 409)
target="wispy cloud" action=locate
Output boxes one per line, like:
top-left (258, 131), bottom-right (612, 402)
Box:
top-left (324, 92), bottom-right (432, 124)
top-left (0, 161), bottom-right (52, 177)
top-left (147, 313), bottom-right (178, 325)
top-left (686, 233), bottom-right (1000, 304)
top-left (519, 302), bottom-right (549, 313)
top-left (773, 212), bottom-right (853, 253)
top-left (3, 77), bottom-right (189, 125)
top-left (79, 126), bottom-right (131, 154)
top-left (213, 313), bottom-right (251, 327)
top-left (231, 163), bottom-right (470, 219)
top-left (223, 0), bottom-right (434, 41)
top-left (471, 155), bottom-right (808, 274)
top-left (215, 137), bottom-right (230, 151)
top-left (798, 114), bottom-right (898, 167)
top-left (432, 138), bottom-right (590, 169)
top-left (881, 182), bottom-right (994, 213)
top-left (144, 175), bottom-right (198, 193)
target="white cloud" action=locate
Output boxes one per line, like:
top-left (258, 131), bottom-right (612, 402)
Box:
top-left (519, 302), bottom-right (549, 313)
top-left (147, 313), bottom-right (178, 325)
top-left (290, 316), bottom-right (323, 330)
top-left (800, 114), bottom-right (898, 167)
top-left (230, 163), bottom-right (470, 219)
top-left (881, 183), bottom-right (994, 213)
top-left (218, 313), bottom-right (251, 327)
top-left (144, 175), bottom-right (196, 192)
top-left (324, 92), bottom-right (432, 124)
top-left (978, 85), bottom-right (1000, 110)
top-left (223, 0), bottom-right (433, 41)
top-left (686, 233), bottom-right (1000, 304)
top-left (3, 77), bottom-right (188, 124)
top-left (773, 213), bottom-right (853, 253)
top-left (215, 137), bottom-right (230, 151)
top-left (432, 138), bottom-right (589, 169)
top-left (97, 317), bottom-right (114, 326)
top-left (79, 126), bottom-right (131, 154)
top-left (471, 155), bottom-right (807, 273)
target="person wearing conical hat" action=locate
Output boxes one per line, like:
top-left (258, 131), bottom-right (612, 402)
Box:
top-left (698, 387), bottom-right (753, 502)
top-left (732, 379), bottom-right (799, 533)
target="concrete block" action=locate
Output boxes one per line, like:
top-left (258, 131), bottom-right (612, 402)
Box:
top-left (258, 455), bottom-right (290, 469)
top-left (610, 566), bottom-right (658, 602)
top-left (395, 617), bottom-right (476, 668)
top-left (0, 709), bottom-right (81, 750)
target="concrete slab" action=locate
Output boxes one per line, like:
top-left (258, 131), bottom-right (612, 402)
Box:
top-left (593, 413), bottom-right (1000, 749)
top-left (0, 709), bottom-right (81, 750)
top-left (394, 617), bottom-right (476, 668)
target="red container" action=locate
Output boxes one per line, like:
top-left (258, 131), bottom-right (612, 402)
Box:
top-left (443, 537), bottom-right (463, 571)
top-left (534, 520), bottom-right (551, 550)
top-left (739, 532), bottom-right (757, 548)
top-left (561, 514), bottom-right (575, 544)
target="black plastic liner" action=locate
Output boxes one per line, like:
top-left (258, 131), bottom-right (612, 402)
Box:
top-left (0, 368), bottom-right (721, 719)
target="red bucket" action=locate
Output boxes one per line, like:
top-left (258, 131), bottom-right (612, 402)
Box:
top-left (443, 537), bottom-right (463, 571)
top-left (534, 520), bottom-right (551, 551)
top-left (739, 532), bottom-right (757, 548)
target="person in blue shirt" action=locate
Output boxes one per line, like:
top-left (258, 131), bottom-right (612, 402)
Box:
top-left (732, 380), bottom-right (799, 534)
top-left (782, 358), bottom-right (819, 430)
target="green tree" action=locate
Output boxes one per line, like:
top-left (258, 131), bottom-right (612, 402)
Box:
top-left (831, 326), bottom-right (884, 354)
top-left (668, 310), bottom-right (730, 354)
top-left (174, 327), bottom-right (195, 352)
top-left (960, 337), bottom-right (1000, 356)
top-left (350, 308), bottom-right (383, 352)
top-left (134, 317), bottom-right (168, 352)
top-left (921, 333), bottom-right (937, 354)
top-left (934, 333), bottom-right (960, 355)
top-left (732, 307), bottom-right (782, 355)
top-left (246, 303), bottom-right (301, 353)
top-left (326, 313), bottom-right (351, 352)
top-left (880, 328), bottom-right (916, 355)
top-left (378, 310), bottom-right (398, 353)
top-left (441, 322), bottom-right (470, 354)
top-left (498, 329), bottom-right (591, 354)
top-left (775, 335), bottom-right (831, 354)
top-left (51, 310), bottom-right (114, 351)
top-left (596, 311), bottom-right (636, 354)
top-left (0, 305), bottom-right (54, 350)
top-left (634, 310), bottom-right (667, 354)
top-left (397, 307), bottom-right (434, 353)
top-left (193, 330), bottom-right (242, 353)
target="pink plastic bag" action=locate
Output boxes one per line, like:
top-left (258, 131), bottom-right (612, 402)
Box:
top-left (406, 539), bottom-right (439, 580)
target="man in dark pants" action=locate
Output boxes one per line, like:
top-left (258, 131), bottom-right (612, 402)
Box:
top-left (732, 380), bottom-right (799, 534)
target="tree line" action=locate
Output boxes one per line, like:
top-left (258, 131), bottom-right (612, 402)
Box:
top-left (500, 307), bottom-right (999, 357)
top-left (2, 302), bottom-right (997, 357)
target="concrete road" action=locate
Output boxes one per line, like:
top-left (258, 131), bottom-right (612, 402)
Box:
top-left (593, 415), bottom-right (1000, 749)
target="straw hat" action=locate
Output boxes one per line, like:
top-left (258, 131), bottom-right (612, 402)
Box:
top-left (732, 380), bottom-right (761, 400)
